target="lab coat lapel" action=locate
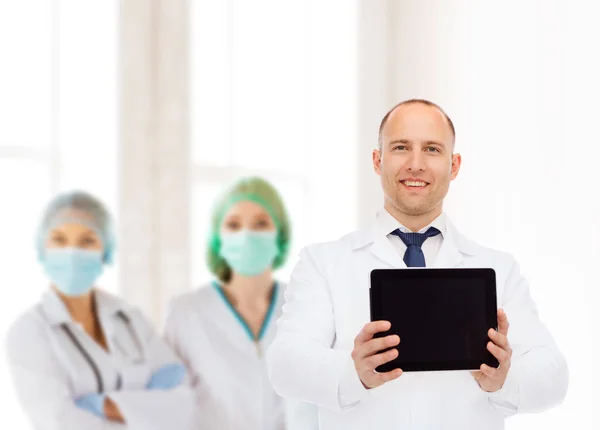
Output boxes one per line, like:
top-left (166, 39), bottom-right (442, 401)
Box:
top-left (354, 217), bottom-right (406, 268)
top-left (94, 290), bottom-right (113, 330)
top-left (94, 290), bottom-right (144, 363)
top-left (433, 219), bottom-right (479, 268)
top-left (41, 290), bottom-right (72, 326)
top-left (432, 234), bottom-right (463, 268)
top-left (370, 234), bottom-right (407, 268)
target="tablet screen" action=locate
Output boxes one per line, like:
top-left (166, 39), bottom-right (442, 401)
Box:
top-left (370, 268), bottom-right (498, 372)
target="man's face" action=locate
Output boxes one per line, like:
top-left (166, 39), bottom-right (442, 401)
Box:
top-left (373, 103), bottom-right (461, 217)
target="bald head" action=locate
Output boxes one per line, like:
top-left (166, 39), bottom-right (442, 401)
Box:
top-left (378, 99), bottom-right (455, 150)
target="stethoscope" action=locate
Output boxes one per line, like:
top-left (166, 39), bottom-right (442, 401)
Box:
top-left (60, 310), bottom-right (145, 394)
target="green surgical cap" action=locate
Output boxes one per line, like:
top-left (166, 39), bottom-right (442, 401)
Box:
top-left (207, 177), bottom-right (291, 283)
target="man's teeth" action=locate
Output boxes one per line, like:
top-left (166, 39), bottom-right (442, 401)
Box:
top-left (402, 180), bottom-right (427, 187)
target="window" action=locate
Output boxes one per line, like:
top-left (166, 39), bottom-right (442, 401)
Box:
top-left (0, 2), bottom-right (118, 427)
top-left (190, 0), bottom-right (359, 286)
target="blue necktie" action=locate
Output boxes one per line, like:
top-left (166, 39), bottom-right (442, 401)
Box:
top-left (391, 227), bottom-right (441, 267)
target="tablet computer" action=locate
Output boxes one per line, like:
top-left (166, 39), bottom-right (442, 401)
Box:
top-left (369, 268), bottom-right (499, 373)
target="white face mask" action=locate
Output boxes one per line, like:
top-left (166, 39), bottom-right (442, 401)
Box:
top-left (43, 248), bottom-right (104, 296)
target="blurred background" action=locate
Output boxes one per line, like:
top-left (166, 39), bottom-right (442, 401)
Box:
top-left (1, 0), bottom-right (598, 428)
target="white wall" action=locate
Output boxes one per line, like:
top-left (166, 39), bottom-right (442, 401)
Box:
top-left (357, 0), bottom-right (392, 226)
top-left (358, 1), bottom-right (599, 428)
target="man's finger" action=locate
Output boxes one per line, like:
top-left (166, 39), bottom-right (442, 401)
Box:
top-left (470, 370), bottom-right (484, 381)
top-left (487, 341), bottom-right (511, 364)
top-left (380, 368), bottom-right (403, 382)
top-left (488, 329), bottom-right (510, 349)
top-left (364, 348), bottom-right (399, 371)
top-left (357, 335), bottom-right (400, 359)
top-left (480, 363), bottom-right (500, 379)
top-left (354, 321), bottom-right (391, 347)
top-left (368, 368), bottom-right (403, 386)
top-left (497, 309), bottom-right (510, 337)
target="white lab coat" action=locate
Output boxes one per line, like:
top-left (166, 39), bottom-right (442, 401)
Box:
top-left (164, 281), bottom-right (319, 430)
top-left (267, 212), bottom-right (569, 430)
top-left (5, 289), bottom-right (196, 430)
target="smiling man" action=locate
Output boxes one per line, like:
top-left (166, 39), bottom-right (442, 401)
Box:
top-left (376, 100), bottom-right (457, 233)
top-left (267, 99), bottom-right (568, 429)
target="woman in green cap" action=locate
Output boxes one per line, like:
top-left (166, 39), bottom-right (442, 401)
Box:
top-left (164, 177), bottom-right (317, 430)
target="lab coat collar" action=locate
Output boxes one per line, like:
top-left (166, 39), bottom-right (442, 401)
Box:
top-left (377, 207), bottom-right (448, 236)
top-left (41, 288), bottom-right (126, 327)
top-left (350, 208), bottom-right (480, 268)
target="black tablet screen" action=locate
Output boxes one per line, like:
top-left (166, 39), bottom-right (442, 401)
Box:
top-left (371, 269), bottom-right (498, 372)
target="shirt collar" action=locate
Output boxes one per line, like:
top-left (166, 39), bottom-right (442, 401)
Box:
top-left (377, 207), bottom-right (447, 237)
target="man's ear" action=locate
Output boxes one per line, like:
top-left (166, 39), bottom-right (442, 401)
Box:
top-left (450, 153), bottom-right (462, 180)
top-left (373, 148), bottom-right (382, 175)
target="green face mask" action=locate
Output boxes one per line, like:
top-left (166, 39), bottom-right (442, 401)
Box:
top-left (218, 230), bottom-right (279, 276)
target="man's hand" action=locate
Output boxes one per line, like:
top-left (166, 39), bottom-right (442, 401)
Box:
top-left (471, 308), bottom-right (512, 392)
top-left (351, 321), bottom-right (403, 389)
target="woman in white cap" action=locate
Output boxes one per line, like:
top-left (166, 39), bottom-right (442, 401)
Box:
top-left (5, 190), bottom-right (196, 430)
